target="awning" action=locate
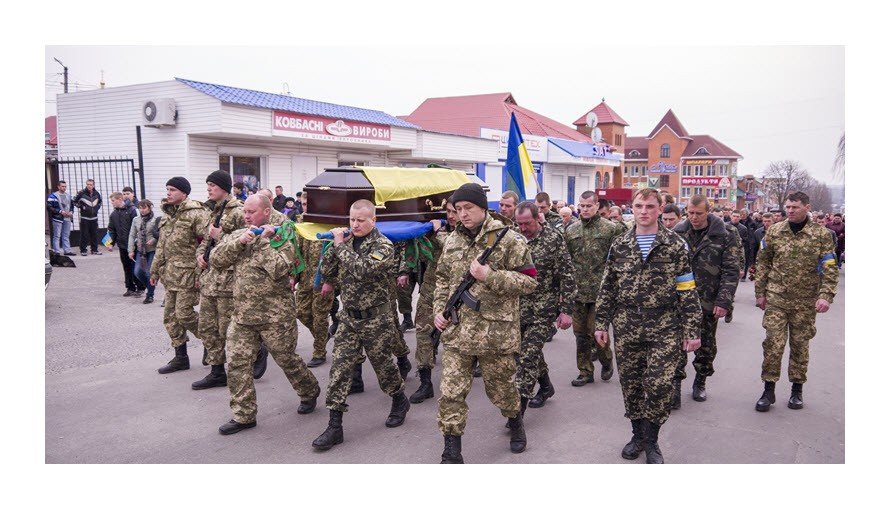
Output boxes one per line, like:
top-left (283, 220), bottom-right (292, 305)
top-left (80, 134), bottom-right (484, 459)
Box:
top-left (548, 138), bottom-right (622, 162)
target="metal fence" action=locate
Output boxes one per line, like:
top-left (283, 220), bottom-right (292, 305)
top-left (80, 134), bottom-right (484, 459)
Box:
top-left (49, 157), bottom-right (145, 230)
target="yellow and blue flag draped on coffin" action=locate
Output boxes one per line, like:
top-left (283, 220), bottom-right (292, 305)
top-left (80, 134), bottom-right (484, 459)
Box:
top-left (358, 167), bottom-right (471, 206)
top-left (504, 112), bottom-right (540, 201)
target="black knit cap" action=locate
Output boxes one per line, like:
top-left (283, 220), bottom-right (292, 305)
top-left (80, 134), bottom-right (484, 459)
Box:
top-left (166, 176), bottom-right (191, 195)
top-left (206, 170), bottom-right (232, 192)
top-left (451, 183), bottom-right (488, 210)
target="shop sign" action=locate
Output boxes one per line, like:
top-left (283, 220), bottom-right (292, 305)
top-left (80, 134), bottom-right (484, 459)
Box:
top-left (682, 177), bottom-right (721, 187)
top-left (716, 159), bottom-right (730, 165)
top-left (648, 177), bottom-right (660, 188)
top-left (649, 161), bottom-right (677, 174)
top-left (685, 159), bottom-right (714, 165)
top-left (272, 111), bottom-right (391, 145)
top-left (718, 177), bottom-right (732, 188)
top-left (745, 192), bottom-right (758, 201)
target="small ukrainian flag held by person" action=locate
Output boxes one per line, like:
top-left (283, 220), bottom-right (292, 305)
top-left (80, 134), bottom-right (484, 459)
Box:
top-left (504, 112), bottom-right (540, 201)
top-left (101, 231), bottom-right (113, 248)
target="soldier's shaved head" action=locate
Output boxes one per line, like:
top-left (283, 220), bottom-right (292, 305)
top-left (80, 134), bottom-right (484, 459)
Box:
top-left (350, 199), bottom-right (376, 216)
top-left (244, 194), bottom-right (272, 226)
top-left (350, 199), bottom-right (377, 237)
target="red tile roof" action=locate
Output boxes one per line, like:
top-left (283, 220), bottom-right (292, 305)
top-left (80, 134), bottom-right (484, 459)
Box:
top-left (573, 101), bottom-right (629, 126)
top-left (647, 109), bottom-right (691, 139)
top-left (624, 136), bottom-right (648, 159)
top-left (45, 115), bottom-right (57, 146)
top-left (681, 134), bottom-right (742, 159)
top-left (403, 93), bottom-right (590, 142)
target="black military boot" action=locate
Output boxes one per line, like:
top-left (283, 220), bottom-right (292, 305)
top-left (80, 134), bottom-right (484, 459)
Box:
top-left (692, 374), bottom-right (707, 402)
top-left (191, 364), bottom-right (227, 390)
top-left (755, 381), bottom-right (776, 412)
top-left (349, 363), bottom-right (364, 394)
top-left (601, 359), bottom-right (614, 381)
top-left (400, 313), bottom-right (415, 332)
top-left (409, 367), bottom-right (434, 403)
top-left (397, 355), bottom-right (412, 381)
top-left (307, 356), bottom-right (326, 368)
top-left (507, 413), bottom-right (527, 453)
top-left (788, 383), bottom-right (804, 410)
top-left (158, 344), bottom-right (190, 374)
top-left (441, 434), bottom-right (464, 464)
top-left (621, 419), bottom-right (645, 460)
top-left (312, 410), bottom-right (344, 450)
top-left (571, 373), bottom-right (594, 387)
top-left (202, 347), bottom-right (209, 366)
top-left (218, 419), bottom-right (256, 435)
top-left (528, 373), bottom-right (555, 408)
top-left (671, 379), bottom-right (682, 410)
top-left (643, 420), bottom-right (665, 464)
top-left (297, 395), bottom-right (318, 414)
top-left (252, 343), bottom-right (268, 380)
top-left (385, 391), bottom-right (410, 427)
top-left (505, 397), bottom-right (529, 428)
top-left (328, 314), bottom-right (339, 339)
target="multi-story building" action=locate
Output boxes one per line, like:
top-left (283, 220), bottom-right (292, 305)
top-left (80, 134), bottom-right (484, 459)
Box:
top-left (622, 109), bottom-right (743, 207)
top-left (572, 100), bottom-right (628, 189)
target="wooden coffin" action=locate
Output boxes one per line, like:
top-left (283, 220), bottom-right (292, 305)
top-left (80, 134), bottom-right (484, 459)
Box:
top-left (302, 167), bottom-right (487, 225)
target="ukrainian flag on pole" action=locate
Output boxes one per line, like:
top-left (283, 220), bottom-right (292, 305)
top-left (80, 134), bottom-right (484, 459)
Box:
top-left (504, 112), bottom-right (540, 201)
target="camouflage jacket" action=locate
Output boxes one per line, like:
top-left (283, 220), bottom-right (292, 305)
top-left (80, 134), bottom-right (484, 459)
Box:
top-left (150, 199), bottom-right (209, 291)
top-left (564, 214), bottom-right (624, 303)
top-left (210, 227), bottom-right (296, 325)
top-left (321, 227), bottom-right (394, 311)
top-left (543, 210), bottom-right (564, 233)
top-left (755, 218), bottom-right (838, 309)
top-left (520, 223), bottom-right (576, 323)
top-left (595, 223), bottom-right (703, 341)
top-left (434, 214), bottom-right (537, 355)
top-left (673, 214), bottom-right (742, 312)
top-left (197, 198), bottom-right (245, 297)
top-left (269, 208), bottom-right (287, 226)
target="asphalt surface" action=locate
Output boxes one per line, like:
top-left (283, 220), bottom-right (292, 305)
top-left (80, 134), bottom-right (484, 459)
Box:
top-left (45, 250), bottom-right (845, 463)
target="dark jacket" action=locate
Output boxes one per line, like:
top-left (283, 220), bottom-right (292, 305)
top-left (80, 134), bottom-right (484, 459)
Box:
top-left (272, 194), bottom-right (288, 212)
top-left (673, 214), bottom-right (742, 312)
top-left (108, 204), bottom-right (137, 249)
top-left (73, 188), bottom-right (102, 219)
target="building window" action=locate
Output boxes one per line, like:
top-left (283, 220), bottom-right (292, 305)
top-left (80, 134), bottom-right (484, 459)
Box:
top-left (718, 189), bottom-right (727, 199)
top-left (604, 172), bottom-right (611, 187)
top-left (220, 155), bottom-right (262, 194)
top-left (694, 147), bottom-right (710, 156)
top-left (641, 165), bottom-right (647, 176)
top-left (623, 166), bottom-right (629, 176)
top-left (694, 165), bottom-right (703, 176)
top-left (594, 172), bottom-right (602, 190)
top-left (682, 165), bottom-right (690, 176)
top-left (706, 188), bottom-right (714, 198)
top-left (631, 166), bottom-right (638, 177)
top-left (681, 187), bottom-right (691, 198)
top-left (660, 144), bottom-right (670, 158)
top-left (707, 165), bottom-right (716, 176)
top-left (660, 175), bottom-right (670, 187)
top-left (719, 164), bottom-right (728, 176)
top-left (694, 187), bottom-right (703, 196)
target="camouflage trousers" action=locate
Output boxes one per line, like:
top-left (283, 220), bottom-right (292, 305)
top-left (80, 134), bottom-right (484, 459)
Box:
top-left (325, 308), bottom-right (405, 412)
top-left (613, 308), bottom-right (683, 426)
top-left (163, 288), bottom-right (200, 348)
top-left (761, 305), bottom-right (817, 384)
top-left (197, 293), bottom-right (234, 366)
top-left (226, 320), bottom-right (320, 424)
top-left (674, 310), bottom-right (719, 380)
top-left (516, 320), bottom-right (555, 398)
top-left (397, 273), bottom-right (417, 315)
top-left (574, 301), bottom-right (614, 375)
top-left (437, 348), bottom-right (520, 436)
top-left (413, 282), bottom-right (436, 369)
top-left (295, 285), bottom-right (334, 359)
top-left (388, 298), bottom-right (410, 358)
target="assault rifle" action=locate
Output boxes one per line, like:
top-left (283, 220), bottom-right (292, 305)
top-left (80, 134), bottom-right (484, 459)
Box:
top-left (431, 227), bottom-right (510, 342)
top-left (202, 199), bottom-right (229, 266)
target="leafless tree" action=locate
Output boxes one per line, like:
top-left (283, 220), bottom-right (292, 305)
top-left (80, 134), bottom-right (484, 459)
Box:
top-left (809, 181), bottom-right (833, 213)
top-left (834, 133), bottom-right (845, 180)
top-left (762, 160), bottom-right (812, 207)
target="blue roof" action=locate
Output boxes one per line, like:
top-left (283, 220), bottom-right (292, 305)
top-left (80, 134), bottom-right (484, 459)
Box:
top-left (548, 137), bottom-right (622, 161)
top-left (176, 78), bottom-right (419, 129)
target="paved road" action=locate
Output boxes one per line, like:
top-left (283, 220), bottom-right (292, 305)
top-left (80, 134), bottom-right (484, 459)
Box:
top-left (45, 251), bottom-right (844, 463)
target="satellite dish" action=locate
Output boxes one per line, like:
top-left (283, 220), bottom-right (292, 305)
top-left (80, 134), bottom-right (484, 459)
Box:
top-left (585, 112), bottom-right (598, 128)
top-left (592, 127), bottom-right (603, 143)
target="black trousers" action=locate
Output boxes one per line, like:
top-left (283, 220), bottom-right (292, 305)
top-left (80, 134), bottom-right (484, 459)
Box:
top-left (118, 248), bottom-right (145, 291)
top-left (79, 218), bottom-right (99, 253)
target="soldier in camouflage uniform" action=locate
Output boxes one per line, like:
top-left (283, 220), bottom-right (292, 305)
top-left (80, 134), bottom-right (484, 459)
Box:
top-left (192, 170), bottom-right (245, 390)
top-left (595, 188), bottom-right (702, 464)
top-left (754, 192), bottom-right (838, 412)
top-left (395, 239), bottom-right (418, 331)
top-left (534, 191), bottom-right (565, 233)
top-left (435, 183), bottom-right (537, 463)
top-left (565, 194), bottom-right (623, 386)
top-left (294, 194), bottom-right (335, 368)
top-left (408, 202), bottom-right (457, 404)
top-left (311, 200), bottom-right (410, 451)
top-left (150, 177), bottom-right (210, 375)
top-left (670, 195), bottom-right (742, 408)
top-left (210, 194), bottom-right (320, 435)
top-left (514, 202), bottom-right (576, 411)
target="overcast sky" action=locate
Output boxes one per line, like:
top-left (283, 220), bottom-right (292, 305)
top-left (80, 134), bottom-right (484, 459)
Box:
top-left (45, 45), bottom-right (844, 184)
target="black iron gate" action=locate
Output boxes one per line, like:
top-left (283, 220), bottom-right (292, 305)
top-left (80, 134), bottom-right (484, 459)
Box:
top-left (48, 157), bottom-right (145, 231)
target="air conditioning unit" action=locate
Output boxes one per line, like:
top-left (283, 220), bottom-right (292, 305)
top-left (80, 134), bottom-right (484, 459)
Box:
top-left (142, 98), bottom-right (177, 127)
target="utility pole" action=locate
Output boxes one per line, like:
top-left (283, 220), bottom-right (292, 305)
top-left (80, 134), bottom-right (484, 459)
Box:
top-left (53, 57), bottom-right (68, 93)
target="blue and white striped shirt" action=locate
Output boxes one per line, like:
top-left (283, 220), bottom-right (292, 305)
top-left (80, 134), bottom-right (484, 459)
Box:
top-left (637, 233), bottom-right (657, 260)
